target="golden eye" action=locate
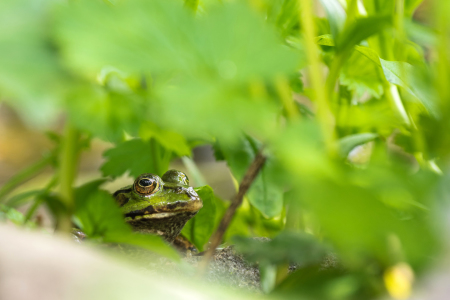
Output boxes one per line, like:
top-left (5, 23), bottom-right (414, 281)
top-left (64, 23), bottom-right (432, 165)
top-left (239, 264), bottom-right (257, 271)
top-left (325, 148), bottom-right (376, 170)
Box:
top-left (134, 177), bottom-right (159, 195)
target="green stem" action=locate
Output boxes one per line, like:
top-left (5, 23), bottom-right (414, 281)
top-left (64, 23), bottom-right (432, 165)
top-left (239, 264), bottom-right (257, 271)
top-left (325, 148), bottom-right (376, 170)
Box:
top-left (24, 176), bottom-right (58, 223)
top-left (384, 83), bottom-right (411, 126)
top-left (325, 54), bottom-right (345, 104)
top-left (57, 122), bottom-right (80, 233)
top-left (298, 0), bottom-right (336, 155)
top-left (24, 197), bottom-right (43, 223)
top-left (0, 155), bottom-right (52, 202)
top-left (274, 75), bottom-right (300, 121)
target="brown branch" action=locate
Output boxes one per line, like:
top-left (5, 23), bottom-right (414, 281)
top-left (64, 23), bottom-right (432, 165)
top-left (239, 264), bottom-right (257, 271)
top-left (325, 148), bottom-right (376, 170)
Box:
top-left (198, 149), bottom-right (267, 274)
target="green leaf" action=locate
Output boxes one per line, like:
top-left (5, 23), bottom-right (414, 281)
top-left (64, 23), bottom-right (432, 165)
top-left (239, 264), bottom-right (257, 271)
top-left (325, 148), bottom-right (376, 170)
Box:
top-left (316, 34), bottom-right (335, 46)
top-left (340, 50), bottom-right (384, 98)
top-left (266, 0), bottom-right (300, 38)
top-left (352, 47), bottom-right (438, 116)
top-left (181, 185), bottom-right (216, 251)
top-left (101, 138), bottom-right (174, 178)
top-left (378, 59), bottom-right (438, 116)
top-left (184, 0), bottom-right (199, 12)
top-left (216, 135), bottom-right (284, 218)
top-left (74, 179), bottom-right (109, 209)
top-left (338, 133), bottom-right (378, 157)
top-left (75, 190), bottom-right (129, 237)
top-left (67, 85), bottom-right (146, 143)
top-left (54, 0), bottom-right (297, 81)
top-left (54, 0), bottom-right (296, 142)
top-left (296, 173), bottom-right (438, 267)
top-left (0, 205), bottom-right (25, 225)
top-left (274, 265), bottom-right (357, 299)
top-left (380, 59), bottom-right (415, 93)
top-left (139, 122), bottom-right (191, 157)
top-left (0, 0), bottom-right (67, 126)
top-left (336, 16), bottom-right (392, 59)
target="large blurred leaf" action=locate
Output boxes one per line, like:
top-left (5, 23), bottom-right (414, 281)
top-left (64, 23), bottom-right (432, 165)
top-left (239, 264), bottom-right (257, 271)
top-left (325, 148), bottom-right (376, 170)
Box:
top-left (139, 122), bottom-right (191, 157)
top-left (151, 78), bottom-right (280, 142)
top-left (296, 170), bottom-right (438, 268)
top-left (54, 0), bottom-right (297, 81)
top-left (101, 138), bottom-right (177, 178)
top-left (0, 0), bottom-right (67, 125)
top-left (54, 0), bottom-right (298, 142)
top-left (67, 86), bottom-right (146, 143)
top-left (274, 265), bottom-right (359, 300)
top-left (181, 185), bottom-right (216, 251)
top-left (271, 121), bottom-right (335, 180)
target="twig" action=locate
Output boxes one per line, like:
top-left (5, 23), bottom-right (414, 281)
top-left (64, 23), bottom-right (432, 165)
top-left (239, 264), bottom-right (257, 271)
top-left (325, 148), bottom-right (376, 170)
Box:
top-left (198, 149), bottom-right (267, 274)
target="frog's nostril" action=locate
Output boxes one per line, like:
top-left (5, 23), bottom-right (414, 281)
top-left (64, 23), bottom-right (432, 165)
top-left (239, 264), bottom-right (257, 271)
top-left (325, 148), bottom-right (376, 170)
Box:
top-left (139, 178), bottom-right (152, 187)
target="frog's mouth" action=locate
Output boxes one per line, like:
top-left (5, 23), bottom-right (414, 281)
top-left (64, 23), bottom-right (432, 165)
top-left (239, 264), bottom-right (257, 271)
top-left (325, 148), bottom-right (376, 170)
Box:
top-left (123, 200), bottom-right (203, 221)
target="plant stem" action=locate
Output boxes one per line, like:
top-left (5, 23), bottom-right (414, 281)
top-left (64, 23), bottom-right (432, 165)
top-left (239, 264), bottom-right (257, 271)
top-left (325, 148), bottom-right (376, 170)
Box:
top-left (24, 176), bottom-right (57, 223)
top-left (0, 155), bottom-right (52, 202)
top-left (198, 150), bottom-right (266, 274)
top-left (298, 0), bottom-right (336, 155)
top-left (57, 122), bottom-right (80, 233)
top-left (275, 75), bottom-right (300, 121)
top-left (24, 197), bottom-right (43, 223)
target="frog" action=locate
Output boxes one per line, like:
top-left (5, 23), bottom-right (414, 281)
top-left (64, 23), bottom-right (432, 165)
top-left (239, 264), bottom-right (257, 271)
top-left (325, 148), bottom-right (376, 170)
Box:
top-left (112, 169), bottom-right (203, 244)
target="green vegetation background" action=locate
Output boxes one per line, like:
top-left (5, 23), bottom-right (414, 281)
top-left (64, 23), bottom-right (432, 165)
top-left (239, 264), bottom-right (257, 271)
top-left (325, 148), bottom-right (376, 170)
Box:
top-left (0, 0), bottom-right (449, 299)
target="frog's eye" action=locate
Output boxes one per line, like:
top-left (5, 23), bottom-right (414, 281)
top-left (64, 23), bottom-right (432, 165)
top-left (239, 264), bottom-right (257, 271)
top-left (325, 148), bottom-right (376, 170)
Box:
top-left (134, 176), bottom-right (160, 195)
top-left (162, 169), bottom-right (189, 185)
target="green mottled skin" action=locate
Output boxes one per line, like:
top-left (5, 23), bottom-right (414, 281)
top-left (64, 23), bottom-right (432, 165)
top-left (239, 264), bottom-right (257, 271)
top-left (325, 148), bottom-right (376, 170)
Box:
top-left (113, 170), bottom-right (202, 243)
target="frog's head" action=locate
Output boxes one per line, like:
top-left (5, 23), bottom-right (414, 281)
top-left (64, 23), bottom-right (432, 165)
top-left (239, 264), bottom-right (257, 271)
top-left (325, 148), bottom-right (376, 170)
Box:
top-left (113, 170), bottom-right (203, 242)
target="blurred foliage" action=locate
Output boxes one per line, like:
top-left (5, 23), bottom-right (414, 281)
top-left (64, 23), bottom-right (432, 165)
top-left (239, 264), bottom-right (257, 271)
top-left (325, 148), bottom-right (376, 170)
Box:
top-left (1, 0), bottom-right (449, 299)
